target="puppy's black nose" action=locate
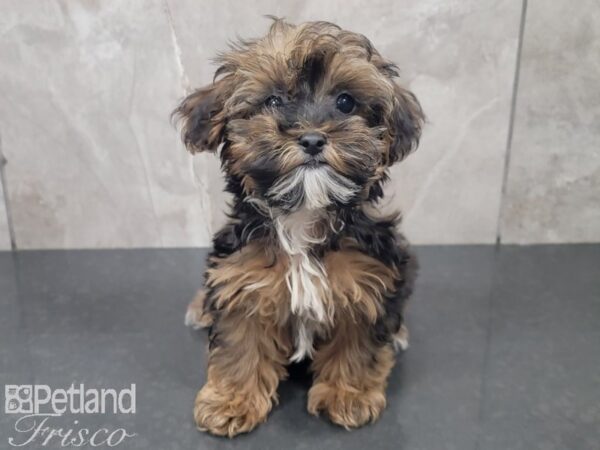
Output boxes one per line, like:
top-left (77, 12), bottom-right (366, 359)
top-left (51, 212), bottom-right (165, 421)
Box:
top-left (299, 132), bottom-right (327, 156)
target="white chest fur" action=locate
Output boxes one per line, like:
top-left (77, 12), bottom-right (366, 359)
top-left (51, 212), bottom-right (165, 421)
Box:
top-left (275, 209), bottom-right (329, 362)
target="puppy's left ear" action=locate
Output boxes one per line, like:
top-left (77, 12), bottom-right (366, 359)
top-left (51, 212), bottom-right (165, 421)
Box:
top-left (386, 84), bottom-right (425, 164)
top-left (172, 75), bottom-right (234, 153)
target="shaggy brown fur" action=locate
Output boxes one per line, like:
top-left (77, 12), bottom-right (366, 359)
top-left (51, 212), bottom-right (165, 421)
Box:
top-left (174, 18), bottom-right (423, 437)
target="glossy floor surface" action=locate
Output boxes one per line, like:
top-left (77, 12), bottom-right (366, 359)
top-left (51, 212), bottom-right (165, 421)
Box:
top-left (1, 245), bottom-right (599, 449)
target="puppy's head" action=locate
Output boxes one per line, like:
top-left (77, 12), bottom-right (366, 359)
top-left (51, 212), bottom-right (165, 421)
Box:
top-left (174, 19), bottom-right (424, 211)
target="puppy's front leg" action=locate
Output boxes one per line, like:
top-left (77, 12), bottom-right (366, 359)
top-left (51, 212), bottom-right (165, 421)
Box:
top-left (194, 308), bottom-right (288, 437)
top-left (308, 317), bottom-right (395, 428)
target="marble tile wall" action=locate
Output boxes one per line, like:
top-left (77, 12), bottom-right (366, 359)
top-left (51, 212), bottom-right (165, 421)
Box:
top-left (166, 0), bottom-right (522, 245)
top-left (0, 0), bottom-right (596, 249)
top-left (499, 0), bottom-right (600, 243)
top-left (0, 0), bottom-right (212, 249)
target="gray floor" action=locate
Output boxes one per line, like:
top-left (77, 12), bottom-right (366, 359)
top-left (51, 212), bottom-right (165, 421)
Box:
top-left (1, 245), bottom-right (599, 450)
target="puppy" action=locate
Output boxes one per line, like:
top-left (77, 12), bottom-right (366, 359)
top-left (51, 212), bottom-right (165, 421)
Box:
top-left (174, 18), bottom-right (423, 437)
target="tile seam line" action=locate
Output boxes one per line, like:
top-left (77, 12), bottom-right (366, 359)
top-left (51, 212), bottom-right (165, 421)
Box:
top-left (0, 133), bottom-right (17, 250)
top-left (495, 0), bottom-right (528, 246)
top-left (479, 5), bottom-right (529, 449)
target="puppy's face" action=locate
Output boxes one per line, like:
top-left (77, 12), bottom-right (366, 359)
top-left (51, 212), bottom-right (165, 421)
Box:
top-left (175, 20), bottom-right (424, 211)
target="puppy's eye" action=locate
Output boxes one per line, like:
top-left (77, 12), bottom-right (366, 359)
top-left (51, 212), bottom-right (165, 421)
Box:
top-left (336, 93), bottom-right (355, 114)
top-left (265, 95), bottom-right (283, 108)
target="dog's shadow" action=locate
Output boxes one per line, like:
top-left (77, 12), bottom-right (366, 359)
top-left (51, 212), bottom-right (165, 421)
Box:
top-left (278, 359), bottom-right (313, 407)
top-left (278, 351), bottom-right (408, 406)
top-left (275, 358), bottom-right (345, 433)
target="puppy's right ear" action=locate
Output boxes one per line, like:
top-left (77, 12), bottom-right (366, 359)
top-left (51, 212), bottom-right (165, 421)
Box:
top-left (172, 76), bottom-right (233, 153)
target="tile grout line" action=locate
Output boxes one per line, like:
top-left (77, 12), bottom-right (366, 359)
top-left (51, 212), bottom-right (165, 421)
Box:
top-left (0, 133), bottom-right (17, 250)
top-left (163, 0), bottom-right (216, 242)
top-left (477, 4), bottom-right (529, 447)
top-left (495, 0), bottom-right (528, 246)
top-left (163, 0), bottom-right (191, 95)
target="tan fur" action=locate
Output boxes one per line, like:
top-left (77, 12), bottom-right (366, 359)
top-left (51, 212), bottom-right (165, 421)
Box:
top-left (308, 317), bottom-right (395, 428)
top-left (195, 243), bottom-right (292, 436)
top-left (174, 19), bottom-right (424, 194)
top-left (305, 248), bottom-right (398, 427)
top-left (185, 289), bottom-right (213, 329)
top-left (206, 243), bottom-right (290, 319)
top-left (323, 246), bottom-right (398, 323)
top-left (195, 240), bottom-right (400, 434)
top-left (175, 18), bottom-right (423, 437)
top-left (194, 308), bottom-right (290, 436)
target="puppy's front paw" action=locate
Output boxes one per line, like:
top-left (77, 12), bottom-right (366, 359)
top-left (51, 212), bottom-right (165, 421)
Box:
top-left (194, 383), bottom-right (271, 437)
top-left (307, 382), bottom-right (386, 429)
top-left (185, 289), bottom-right (213, 329)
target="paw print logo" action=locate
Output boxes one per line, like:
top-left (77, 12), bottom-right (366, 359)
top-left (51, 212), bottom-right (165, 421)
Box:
top-left (4, 385), bottom-right (33, 414)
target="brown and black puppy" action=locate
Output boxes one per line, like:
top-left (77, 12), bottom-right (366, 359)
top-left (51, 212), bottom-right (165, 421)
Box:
top-left (174, 18), bottom-right (423, 437)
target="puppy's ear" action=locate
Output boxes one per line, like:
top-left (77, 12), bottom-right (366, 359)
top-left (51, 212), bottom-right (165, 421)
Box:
top-left (386, 84), bottom-right (425, 164)
top-left (173, 76), bottom-right (234, 153)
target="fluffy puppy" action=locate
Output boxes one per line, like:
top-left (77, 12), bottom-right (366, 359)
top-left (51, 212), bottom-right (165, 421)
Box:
top-left (174, 18), bottom-right (424, 437)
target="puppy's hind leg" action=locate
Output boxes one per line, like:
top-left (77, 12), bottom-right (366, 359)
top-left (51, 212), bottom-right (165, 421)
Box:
top-left (185, 289), bottom-right (214, 329)
top-left (392, 323), bottom-right (409, 352)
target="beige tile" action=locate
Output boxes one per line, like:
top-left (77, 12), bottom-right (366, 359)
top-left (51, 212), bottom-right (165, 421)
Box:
top-left (0, 0), bottom-right (212, 248)
top-left (167, 0), bottom-right (522, 244)
top-left (500, 0), bottom-right (600, 243)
